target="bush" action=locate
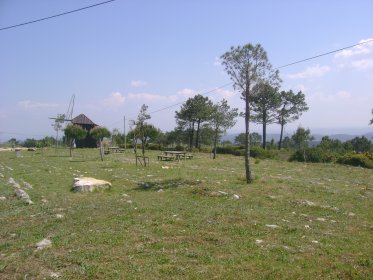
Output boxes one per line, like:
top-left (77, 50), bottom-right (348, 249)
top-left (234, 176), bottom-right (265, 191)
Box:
top-left (147, 143), bottom-right (162, 151)
top-left (233, 149), bottom-right (245, 156)
top-left (337, 153), bottom-right (373, 169)
top-left (250, 146), bottom-right (277, 159)
top-left (215, 145), bottom-right (276, 159)
top-left (289, 148), bottom-right (336, 163)
top-left (216, 145), bottom-right (237, 155)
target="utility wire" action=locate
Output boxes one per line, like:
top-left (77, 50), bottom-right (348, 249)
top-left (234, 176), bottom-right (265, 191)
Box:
top-left (275, 39), bottom-right (373, 69)
top-left (0, 0), bottom-right (116, 31)
top-left (145, 38), bottom-right (373, 118)
top-left (148, 82), bottom-right (234, 115)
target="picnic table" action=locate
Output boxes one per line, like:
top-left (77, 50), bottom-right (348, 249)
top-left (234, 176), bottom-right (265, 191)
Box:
top-left (108, 147), bottom-right (120, 153)
top-left (164, 151), bottom-right (186, 160)
top-left (108, 147), bottom-right (125, 153)
top-left (158, 151), bottom-right (193, 161)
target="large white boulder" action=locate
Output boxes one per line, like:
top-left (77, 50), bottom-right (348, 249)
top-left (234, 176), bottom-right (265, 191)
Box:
top-left (72, 177), bottom-right (111, 192)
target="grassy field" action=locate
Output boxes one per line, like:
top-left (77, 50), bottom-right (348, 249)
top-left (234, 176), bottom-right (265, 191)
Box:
top-left (0, 148), bottom-right (372, 279)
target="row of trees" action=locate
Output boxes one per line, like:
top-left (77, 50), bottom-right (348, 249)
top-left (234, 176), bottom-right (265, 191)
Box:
top-left (7, 137), bottom-right (56, 148)
top-left (175, 95), bottom-right (239, 158)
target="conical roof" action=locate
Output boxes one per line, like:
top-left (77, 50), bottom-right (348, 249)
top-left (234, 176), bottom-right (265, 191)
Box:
top-left (71, 114), bottom-right (97, 126)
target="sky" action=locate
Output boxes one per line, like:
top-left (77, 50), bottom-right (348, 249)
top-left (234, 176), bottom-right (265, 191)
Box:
top-left (1, 0), bottom-right (373, 142)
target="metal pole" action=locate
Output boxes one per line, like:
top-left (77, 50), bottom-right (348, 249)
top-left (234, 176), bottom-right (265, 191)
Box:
top-left (124, 115), bottom-right (126, 150)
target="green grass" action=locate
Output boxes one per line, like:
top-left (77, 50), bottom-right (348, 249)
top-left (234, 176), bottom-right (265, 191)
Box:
top-left (0, 148), bottom-right (372, 279)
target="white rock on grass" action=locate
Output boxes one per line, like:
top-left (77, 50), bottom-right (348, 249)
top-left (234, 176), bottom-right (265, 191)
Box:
top-left (232, 194), bottom-right (240, 200)
top-left (56, 214), bottom-right (64, 219)
top-left (50, 272), bottom-right (61, 279)
top-left (23, 181), bottom-right (33, 189)
top-left (36, 238), bottom-right (52, 250)
top-left (72, 177), bottom-right (111, 192)
top-left (299, 199), bottom-right (316, 206)
top-left (0, 196), bottom-right (6, 201)
top-left (8, 177), bottom-right (16, 185)
top-left (15, 188), bottom-right (33, 205)
top-left (218, 191), bottom-right (228, 196)
top-left (255, 239), bottom-right (264, 244)
top-left (8, 178), bottom-right (24, 192)
top-left (266, 224), bottom-right (280, 229)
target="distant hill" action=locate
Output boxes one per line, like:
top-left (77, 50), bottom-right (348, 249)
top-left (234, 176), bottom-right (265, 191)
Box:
top-left (222, 131), bottom-right (373, 144)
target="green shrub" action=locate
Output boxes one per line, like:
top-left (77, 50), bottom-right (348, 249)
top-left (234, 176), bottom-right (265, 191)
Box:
top-left (233, 149), bottom-right (245, 156)
top-left (337, 153), bottom-right (373, 169)
top-left (215, 145), bottom-right (276, 159)
top-left (147, 143), bottom-right (162, 151)
top-left (289, 148), bottom-right (336, 163)
top-left (250, 146), bottom-right (277, 159)
top-left (216, 145), bottom-right (237, 155)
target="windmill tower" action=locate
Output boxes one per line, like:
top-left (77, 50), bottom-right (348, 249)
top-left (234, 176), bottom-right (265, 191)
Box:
top-left (49, 95), bottom-right (75, 148)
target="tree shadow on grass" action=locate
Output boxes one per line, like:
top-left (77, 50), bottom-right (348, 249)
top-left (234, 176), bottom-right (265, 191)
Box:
top-left (136, 178), bottom-right (201, 191)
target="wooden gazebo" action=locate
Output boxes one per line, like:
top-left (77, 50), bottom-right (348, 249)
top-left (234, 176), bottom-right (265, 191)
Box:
top-left (71, 114), bottom-right (98, 148)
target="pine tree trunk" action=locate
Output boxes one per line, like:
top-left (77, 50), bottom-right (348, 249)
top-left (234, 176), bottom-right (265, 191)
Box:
top-left (69, 140), bottom-right (73, 157)
top-left (278, 121), bottom-right (284, 150)
top-left (262, 110), bottom-right (267, 149)
top-left (55, 130), bottom-right (59, 151)
top-left (213, 129), bottom-right (218, 159)
top-left (99, 139), bottom-right (104, 161)
top-left (262, 123), bottom-right (267, 149)
top-left (195, 120), bottom-right (201, 149)
top-left (245, 96), bottom-right (252, 183)
top-left (189, 122), bottom-right (194, 150)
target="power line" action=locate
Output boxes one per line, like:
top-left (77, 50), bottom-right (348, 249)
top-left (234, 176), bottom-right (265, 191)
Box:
top-left (144, 39), bottom-right (373, 118)
top-left (275, 39), bottom-right (373, 69)
top-left (0, 0), bottom-right (116, 31)
top-left (148, 82), bottom-right (234, 115)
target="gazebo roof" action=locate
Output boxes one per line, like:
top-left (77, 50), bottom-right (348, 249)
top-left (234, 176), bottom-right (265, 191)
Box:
top-left (71, 114), bottom-right (97, 126)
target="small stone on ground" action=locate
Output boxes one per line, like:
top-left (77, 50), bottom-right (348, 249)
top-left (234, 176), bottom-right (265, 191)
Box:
top-left (36, 238), bottom-right (52, 250)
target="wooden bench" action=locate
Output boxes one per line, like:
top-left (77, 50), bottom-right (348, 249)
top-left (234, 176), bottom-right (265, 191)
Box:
top-left (186, 154), bottom-right (193, 159)
top-left (157, 155), bottom-right (174, 161)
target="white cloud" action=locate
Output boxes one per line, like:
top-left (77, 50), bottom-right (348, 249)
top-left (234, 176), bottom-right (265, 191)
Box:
top-left (308, 90), bottom-right (356, 104)
top-left (293, 84), bottom-right (308, 92)
top-left (176, 87), bottom-right (236, 103)
top-left (287, 65), bottom-right (331, 79)
top-left (351, 59), bottom-right (373, 70)
top-left (213, 56), bottom-right (221, 66)
top-left (103, 92), bottom-right (126, 107)
top-left (303, 90), bottom-right (372, 128)
top-left (212, 88), bottom-right (236, 100)
top-left (128, 93), bottom-right (177, 103)
top-left (177, 88), bottom-right (197, 98)
top-left (335, 38), bottom-right (373, 58)
top-left (335, 90), bottom-right (352, 100)
top-left (130, 80), bottom-right (147, 87)
top-left (334, 39), bottom-right (373, 70)
top-left (18, 100), bottom-right (58, 109)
